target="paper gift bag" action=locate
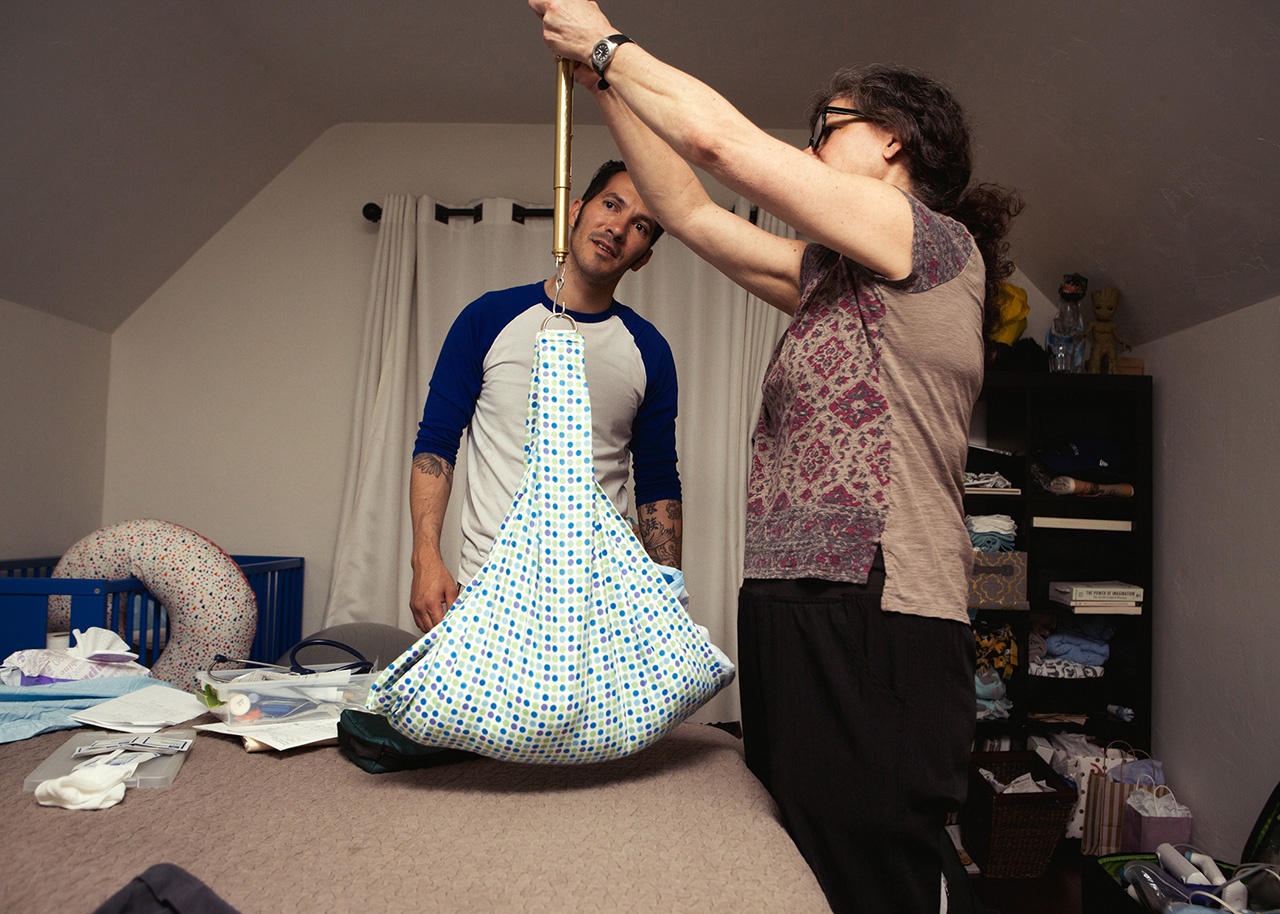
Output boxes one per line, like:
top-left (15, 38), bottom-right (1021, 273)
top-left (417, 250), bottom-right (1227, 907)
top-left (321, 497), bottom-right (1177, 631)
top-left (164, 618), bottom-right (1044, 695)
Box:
top-left (1082, 769), bottom-right (1137, 855)
top-left (1049, 732), bottom-right (1121, 839)
top-left (1121, 786), bottom-right (1192, 853)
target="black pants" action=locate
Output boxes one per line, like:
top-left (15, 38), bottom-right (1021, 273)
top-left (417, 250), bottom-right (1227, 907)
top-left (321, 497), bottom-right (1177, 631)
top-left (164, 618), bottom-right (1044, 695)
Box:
top-left (738, 576), bottom-right (976, 914)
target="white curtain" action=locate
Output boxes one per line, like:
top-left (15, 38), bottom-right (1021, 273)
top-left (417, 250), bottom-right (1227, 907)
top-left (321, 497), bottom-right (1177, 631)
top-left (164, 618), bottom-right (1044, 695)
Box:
top-left (326, 197), bottom-right (551, 633)
top-left (325, 195), bottom-right (793, 723)
top-left (325, 194), bottom-right (419, 633)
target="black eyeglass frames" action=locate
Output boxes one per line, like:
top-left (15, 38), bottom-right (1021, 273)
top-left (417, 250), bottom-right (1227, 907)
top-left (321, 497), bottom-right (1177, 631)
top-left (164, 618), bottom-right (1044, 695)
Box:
top-left (809, 105), bottom-right (868, 150)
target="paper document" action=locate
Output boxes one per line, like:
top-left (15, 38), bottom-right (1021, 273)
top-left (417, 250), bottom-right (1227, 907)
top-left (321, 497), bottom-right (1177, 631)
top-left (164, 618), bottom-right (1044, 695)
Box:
top-left (69, 684), bottom-right (209, 732)
top-left (195, 717), bottom-right (339, 751)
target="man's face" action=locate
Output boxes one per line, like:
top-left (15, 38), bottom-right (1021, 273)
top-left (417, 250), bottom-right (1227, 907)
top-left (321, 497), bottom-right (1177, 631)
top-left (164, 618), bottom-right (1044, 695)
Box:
top-left (568, 172), bottom-right (656, 285)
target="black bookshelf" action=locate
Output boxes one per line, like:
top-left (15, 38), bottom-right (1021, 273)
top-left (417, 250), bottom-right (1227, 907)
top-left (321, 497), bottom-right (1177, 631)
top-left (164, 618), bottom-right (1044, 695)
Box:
top-left (968, 371), bottom-right (1154, 752)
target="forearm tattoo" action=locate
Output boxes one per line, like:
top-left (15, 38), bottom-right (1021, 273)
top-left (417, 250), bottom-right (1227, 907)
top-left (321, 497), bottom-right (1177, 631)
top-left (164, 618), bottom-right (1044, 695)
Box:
top-left (637, 500), bottom-right (682, 569)
top-left (412, 452), bottom-right (454, 482)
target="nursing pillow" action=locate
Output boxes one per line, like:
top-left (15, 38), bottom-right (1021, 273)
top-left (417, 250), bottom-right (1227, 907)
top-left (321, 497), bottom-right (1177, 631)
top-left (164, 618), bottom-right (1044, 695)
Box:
top-left (49, 519), bottom-right (257, 691)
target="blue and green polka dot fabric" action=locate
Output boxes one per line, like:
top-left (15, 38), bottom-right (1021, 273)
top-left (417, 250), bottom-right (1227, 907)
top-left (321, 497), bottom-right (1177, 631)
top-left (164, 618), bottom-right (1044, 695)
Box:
top-left (368, 329), bottom-right (735, 764)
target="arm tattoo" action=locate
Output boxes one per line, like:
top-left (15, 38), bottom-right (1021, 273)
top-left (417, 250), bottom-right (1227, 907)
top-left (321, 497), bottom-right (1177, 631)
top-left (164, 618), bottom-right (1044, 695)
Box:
top-left (637, 500), bottom-right (682, 569)
top-left (412, 452), bottom-right (454, 482)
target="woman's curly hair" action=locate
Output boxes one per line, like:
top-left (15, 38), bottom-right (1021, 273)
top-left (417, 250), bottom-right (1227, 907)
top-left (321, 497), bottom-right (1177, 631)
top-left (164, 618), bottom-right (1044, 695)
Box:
top-left (808, 65), bottom-right (1025, 345)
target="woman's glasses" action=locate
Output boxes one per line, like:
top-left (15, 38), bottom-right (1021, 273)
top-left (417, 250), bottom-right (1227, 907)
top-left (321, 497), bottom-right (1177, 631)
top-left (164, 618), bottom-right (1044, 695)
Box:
top-left (809, 105), bottom-right (868, 151)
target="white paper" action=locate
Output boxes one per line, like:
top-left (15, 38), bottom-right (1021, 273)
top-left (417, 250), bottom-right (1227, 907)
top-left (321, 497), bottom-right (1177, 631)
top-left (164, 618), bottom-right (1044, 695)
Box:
top-left (194, 717), bottom-right (339, 751)
top-left (69, 684), bottom-right (209, 732)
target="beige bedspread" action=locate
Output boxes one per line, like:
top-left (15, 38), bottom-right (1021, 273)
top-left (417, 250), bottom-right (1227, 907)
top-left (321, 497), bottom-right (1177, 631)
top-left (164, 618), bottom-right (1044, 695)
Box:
top-left (0, 722), bottom-right (831, 913)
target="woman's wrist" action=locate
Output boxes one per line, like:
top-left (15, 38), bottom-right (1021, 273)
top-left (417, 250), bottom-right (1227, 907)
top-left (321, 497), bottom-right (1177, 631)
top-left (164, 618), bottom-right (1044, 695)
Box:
top-left (589, 34), bottom-right (633, 89)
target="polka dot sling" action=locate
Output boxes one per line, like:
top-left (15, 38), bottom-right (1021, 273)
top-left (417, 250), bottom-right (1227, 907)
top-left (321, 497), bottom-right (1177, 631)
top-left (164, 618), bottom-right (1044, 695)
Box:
top-left (367, 329), bottom-right (734, 764)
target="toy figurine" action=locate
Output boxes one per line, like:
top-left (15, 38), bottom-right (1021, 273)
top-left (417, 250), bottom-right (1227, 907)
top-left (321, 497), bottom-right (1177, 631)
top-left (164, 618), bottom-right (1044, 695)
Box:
top-left (1085, 287), bottom-right (1132, 374)
top-left (1045, 272), bottom-right (1088, 372)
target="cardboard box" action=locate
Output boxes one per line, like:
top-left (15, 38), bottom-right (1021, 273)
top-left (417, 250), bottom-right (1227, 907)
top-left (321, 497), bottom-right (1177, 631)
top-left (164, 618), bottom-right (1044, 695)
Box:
top-left (969, 550), bottom-right (1029, 610)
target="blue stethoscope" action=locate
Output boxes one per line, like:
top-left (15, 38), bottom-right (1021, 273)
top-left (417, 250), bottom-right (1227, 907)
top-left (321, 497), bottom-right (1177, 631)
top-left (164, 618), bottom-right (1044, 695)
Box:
top-left (208, 637), bottom-right (373, 680)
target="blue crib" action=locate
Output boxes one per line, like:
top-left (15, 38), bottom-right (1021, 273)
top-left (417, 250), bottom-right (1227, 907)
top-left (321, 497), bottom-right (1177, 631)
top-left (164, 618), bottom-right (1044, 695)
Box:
top-left (0, 555), bottom-right (304, 667)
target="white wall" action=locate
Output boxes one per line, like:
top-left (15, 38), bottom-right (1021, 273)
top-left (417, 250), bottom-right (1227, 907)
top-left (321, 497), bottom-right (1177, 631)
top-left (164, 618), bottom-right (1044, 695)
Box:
top-left (103, 122), bottom-right (769, 636)
top-left (0, 297), bottom-right (109, 558)
top-left (1137, 295), bottom-right (1280, 859)
top-left (1014, 267), bottom-right (1058, 346)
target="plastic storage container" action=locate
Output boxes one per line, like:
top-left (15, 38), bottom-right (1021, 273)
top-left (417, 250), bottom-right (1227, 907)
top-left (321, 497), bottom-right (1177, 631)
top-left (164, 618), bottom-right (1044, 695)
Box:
top-left (198, 668), bottom-right (375, 727)
top-left (23, 729), bottom-right (196, 790)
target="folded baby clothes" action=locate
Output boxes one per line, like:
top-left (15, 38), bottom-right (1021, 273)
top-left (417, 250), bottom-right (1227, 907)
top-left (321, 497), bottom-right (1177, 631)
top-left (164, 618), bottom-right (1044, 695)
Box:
top-left (1044, 631), bottom-right (1110, 666)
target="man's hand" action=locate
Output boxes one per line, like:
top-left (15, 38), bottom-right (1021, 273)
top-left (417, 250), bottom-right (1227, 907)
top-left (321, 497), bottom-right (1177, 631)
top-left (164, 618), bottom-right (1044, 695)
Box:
top-left (408, 451), bottom-right (457, 632)
top-left (410, 550), bottom-right (458, 633)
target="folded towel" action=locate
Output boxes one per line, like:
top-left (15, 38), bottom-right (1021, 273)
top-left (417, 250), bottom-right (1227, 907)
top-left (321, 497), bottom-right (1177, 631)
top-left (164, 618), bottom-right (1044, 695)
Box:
top-left (1044, 631), bottom-right (1110, 665)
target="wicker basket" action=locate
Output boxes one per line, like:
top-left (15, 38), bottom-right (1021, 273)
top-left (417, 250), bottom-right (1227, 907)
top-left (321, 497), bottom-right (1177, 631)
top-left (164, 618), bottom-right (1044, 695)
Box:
top-left (962, 751), bottom-right (1076, 878)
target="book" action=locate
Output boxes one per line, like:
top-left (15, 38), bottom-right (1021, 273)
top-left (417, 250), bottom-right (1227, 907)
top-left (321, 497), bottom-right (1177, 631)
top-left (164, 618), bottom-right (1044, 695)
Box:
top-left (1049, 595), bottom-right (1142, 615)
top-left (1049, 580), bottom-right (1144, 601)
top-left (1070, 603), bottom-right (1141, 616)
top-left (1033, 516), bottom-right (1133, 532)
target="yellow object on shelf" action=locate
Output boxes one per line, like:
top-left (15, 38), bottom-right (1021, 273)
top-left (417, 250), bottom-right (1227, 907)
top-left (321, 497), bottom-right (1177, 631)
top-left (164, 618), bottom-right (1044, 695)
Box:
top-left (989, 282), bottom-right (1029, 345)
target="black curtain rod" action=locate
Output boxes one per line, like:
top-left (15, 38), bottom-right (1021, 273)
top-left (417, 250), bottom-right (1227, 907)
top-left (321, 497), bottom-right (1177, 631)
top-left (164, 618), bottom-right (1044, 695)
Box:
top-left (361, 202), bottom-right (555, 225)
top-left (363, 201), bottom-right (757, 224)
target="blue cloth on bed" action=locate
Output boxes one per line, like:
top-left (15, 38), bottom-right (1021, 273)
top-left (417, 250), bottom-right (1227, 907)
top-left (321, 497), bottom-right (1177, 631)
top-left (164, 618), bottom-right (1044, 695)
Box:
top-left (0, 675), bottom-right (156, 744)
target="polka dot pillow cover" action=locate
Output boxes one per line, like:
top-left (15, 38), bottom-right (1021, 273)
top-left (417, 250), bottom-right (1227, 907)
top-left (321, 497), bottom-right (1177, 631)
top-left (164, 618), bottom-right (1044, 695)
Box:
top-left (368, 330), bottom-right (735, 764)
top-left (49, 519), bottom-right (257, 692)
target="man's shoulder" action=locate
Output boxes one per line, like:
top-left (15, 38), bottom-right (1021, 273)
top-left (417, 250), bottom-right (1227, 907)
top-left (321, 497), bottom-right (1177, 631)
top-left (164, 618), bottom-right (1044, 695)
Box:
top-left (601, 303), bottom-right (676, 382)
top-left (451, 282), bottom-right (549, 335)
top-left (463, 281), bottom-right (548, 314)
top-left (607, 300), bottom-right (669, 343)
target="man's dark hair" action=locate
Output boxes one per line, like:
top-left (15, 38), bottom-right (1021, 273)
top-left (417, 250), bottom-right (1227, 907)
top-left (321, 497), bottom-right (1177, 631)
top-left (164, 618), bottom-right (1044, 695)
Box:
top-left (580, 160), bottom-right (665, 246)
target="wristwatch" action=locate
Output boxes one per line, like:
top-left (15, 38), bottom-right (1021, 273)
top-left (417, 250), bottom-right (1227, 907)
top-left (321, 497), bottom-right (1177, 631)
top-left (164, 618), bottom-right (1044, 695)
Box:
top-left (590, 34), bottom-right (634, 90)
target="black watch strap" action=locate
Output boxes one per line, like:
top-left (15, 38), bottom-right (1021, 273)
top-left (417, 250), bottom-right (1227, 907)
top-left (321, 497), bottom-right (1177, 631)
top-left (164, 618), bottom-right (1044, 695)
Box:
top-left (592, 34), bottom-right (634, 90)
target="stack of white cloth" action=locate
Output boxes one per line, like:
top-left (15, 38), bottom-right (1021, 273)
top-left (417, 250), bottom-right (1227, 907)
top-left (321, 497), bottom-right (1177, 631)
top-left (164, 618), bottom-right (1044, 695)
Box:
top-left (963, 471), bottom-right (1015, 491)
top-left (965, 514), bottom-right (1017, 552)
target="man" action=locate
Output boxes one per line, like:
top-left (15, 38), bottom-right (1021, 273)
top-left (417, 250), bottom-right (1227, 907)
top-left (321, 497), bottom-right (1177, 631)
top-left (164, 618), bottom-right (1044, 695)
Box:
top-left (408, 160), bottom-right (683, 633)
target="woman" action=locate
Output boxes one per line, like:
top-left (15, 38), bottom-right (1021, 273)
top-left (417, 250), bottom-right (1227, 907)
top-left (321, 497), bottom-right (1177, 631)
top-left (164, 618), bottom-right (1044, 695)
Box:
top-left (531, 4), bottom-right (1022, 911)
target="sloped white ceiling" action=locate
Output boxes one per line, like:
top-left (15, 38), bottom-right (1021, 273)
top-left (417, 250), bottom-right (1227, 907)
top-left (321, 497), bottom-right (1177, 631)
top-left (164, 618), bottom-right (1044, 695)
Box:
top-left (2, 0), bottom-right (1278, 340)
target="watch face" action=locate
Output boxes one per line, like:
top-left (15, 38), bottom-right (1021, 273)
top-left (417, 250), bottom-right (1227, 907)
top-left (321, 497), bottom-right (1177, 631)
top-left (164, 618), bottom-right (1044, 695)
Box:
top-left (592, 40), bottom-right (611, 69)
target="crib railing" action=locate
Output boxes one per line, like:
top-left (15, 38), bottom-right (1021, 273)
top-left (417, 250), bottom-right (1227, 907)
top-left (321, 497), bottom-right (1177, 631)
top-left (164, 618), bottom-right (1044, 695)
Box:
top-left (0, 555), bottom-right (304, 667)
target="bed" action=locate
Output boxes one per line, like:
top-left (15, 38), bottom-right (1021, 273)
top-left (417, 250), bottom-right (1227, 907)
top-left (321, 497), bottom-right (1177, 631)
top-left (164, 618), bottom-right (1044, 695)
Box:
top-left (0, 721), bottom-right (832, 914)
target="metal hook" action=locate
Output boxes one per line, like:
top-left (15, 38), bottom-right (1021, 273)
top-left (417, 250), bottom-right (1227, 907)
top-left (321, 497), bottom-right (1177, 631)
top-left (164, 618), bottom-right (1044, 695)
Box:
top-left (542, 260), bottom-right (577, 331)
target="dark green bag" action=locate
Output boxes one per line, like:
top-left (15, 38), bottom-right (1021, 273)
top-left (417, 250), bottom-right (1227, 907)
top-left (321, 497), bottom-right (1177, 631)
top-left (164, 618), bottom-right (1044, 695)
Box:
top-left (337, 710), bottom-right (476, 774)
top-left (1242, 777), bottom-right (1280, 908)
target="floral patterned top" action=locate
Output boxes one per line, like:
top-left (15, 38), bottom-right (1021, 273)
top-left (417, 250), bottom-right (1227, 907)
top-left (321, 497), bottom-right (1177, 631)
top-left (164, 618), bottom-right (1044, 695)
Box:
top-left (744, 194), bottom-right (985, 622)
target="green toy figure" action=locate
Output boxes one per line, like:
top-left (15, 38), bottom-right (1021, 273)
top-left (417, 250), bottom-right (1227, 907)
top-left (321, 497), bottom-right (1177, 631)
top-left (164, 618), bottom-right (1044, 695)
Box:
top-left (1086, 287), bottom-right (1132, 374)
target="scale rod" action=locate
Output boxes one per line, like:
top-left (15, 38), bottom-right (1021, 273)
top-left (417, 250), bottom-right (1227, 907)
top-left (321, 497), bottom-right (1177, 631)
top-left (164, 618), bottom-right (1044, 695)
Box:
top-left (553, 58), bottom-right (574, 265)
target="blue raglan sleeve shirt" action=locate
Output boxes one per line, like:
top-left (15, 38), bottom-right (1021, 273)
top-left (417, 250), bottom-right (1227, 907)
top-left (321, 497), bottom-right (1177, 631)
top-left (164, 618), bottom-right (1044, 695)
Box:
top-left (413, 290), bottom-right (516, 464)
top-left (616, 308), bottom-right (682, 507)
